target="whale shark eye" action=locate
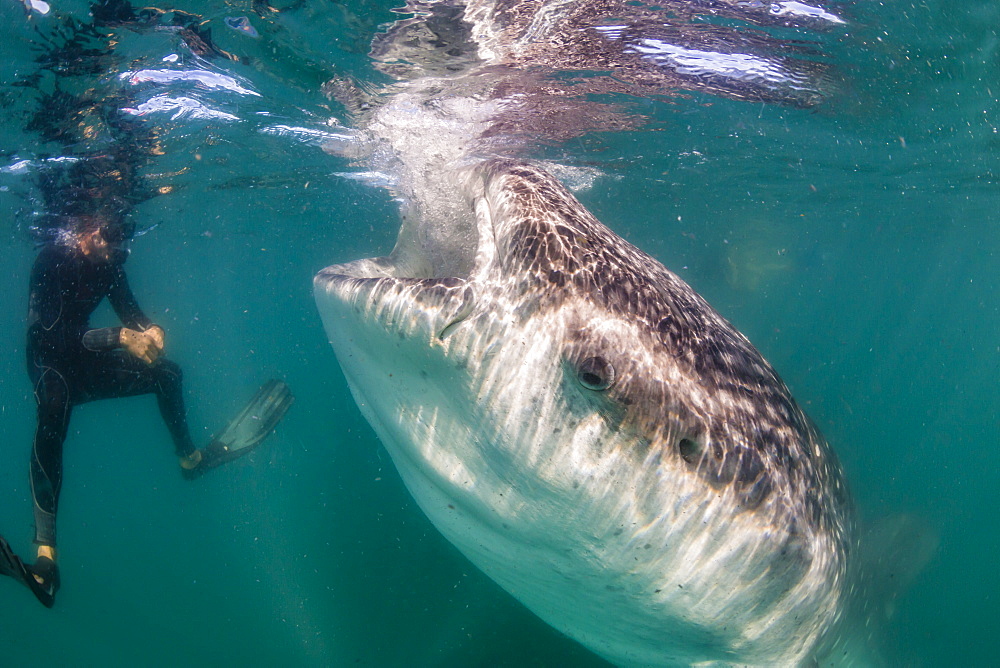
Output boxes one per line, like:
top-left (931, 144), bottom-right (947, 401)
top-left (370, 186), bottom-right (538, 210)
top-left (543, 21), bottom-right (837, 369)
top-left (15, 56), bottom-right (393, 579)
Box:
top-left (577, 356), bottom-right (615, 391)
top-left (678, 438), bottom-right (702, 464)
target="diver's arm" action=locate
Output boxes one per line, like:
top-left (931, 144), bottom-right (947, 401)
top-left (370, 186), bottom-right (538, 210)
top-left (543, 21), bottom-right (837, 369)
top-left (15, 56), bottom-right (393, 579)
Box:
top-left (81, 326), bottom-right (123, 351)
top-left (100, 263), bottom-right (164, 362)
top-left (28, 250), bottom-right (64, 330)
top-left (27, 248), bottom-right (70, 355)
top-left (107, 263), bottom-right (155, 331)
top-left (81, 325), bottom-right (164, 364)
top-left (81, 263), bottom-right (152, 351)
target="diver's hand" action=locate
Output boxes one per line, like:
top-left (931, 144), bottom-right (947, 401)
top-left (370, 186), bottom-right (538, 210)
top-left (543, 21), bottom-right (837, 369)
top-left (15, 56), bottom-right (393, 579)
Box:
top-left (144, 325), bottom-right (165, 353)
top-left (120, 327), bottom-right (163, 364)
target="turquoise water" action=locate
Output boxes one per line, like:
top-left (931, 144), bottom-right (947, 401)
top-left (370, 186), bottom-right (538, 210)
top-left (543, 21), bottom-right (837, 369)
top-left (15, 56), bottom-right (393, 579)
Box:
top-left (0, 0), bottom-right (996, 665)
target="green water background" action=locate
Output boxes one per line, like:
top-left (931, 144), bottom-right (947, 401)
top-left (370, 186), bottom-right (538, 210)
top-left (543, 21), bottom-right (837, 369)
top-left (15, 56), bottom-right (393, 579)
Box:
top-left (0, 0), bottom-right (996, 665)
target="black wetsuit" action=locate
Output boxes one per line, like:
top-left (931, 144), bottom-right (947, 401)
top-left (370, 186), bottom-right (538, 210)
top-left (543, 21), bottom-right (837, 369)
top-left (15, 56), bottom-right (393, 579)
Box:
top-left (26, 243), bottom-right (196, 547)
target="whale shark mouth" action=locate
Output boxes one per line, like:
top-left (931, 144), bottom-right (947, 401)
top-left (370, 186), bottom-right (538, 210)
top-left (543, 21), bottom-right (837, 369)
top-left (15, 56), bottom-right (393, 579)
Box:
top-left (311, 235), bottom-right (478, 351)
top-left (312, 160), bottom-right (497, 341)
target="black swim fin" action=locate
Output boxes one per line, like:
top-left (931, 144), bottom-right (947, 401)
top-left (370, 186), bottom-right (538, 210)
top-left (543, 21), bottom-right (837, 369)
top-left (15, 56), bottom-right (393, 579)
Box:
top-left (0, 535), bottom-right (57, 608)
top-left (184, 379), bottom-right (293, 480)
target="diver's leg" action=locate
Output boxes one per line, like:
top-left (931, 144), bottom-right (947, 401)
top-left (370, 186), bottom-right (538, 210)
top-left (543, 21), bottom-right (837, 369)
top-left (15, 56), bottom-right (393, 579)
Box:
top-left (25, 362), bottom-right (70, 601)
top-left (79, 351), bottom-right (197, 458)
top-left (29, 365), bottom-right (72, 551)
top-left (149, 359), bottom-right (198, 459)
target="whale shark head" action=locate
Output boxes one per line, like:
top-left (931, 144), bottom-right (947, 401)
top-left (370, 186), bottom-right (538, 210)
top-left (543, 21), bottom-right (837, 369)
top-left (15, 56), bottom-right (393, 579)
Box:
top-left (314, 159), bottom-right (854, 665)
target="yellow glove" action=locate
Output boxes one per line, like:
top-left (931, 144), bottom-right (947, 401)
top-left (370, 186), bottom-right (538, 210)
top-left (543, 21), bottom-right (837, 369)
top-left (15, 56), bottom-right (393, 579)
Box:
top-left (145, 325), bottom-right (165, 352)
top-left (120, 326), bottom-right (165, 364)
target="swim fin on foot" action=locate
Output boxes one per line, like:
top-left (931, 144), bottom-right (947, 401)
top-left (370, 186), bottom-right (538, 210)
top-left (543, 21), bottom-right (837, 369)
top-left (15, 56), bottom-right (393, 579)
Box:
top-left (183, 379), bottom-right (293, 480)
top-left (0, 535), bottom-right (57, 608)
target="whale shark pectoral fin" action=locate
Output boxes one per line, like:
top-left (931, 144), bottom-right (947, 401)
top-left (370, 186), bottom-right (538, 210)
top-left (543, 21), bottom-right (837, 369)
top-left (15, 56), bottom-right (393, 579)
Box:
top-left (859, 514), bottom-right (939, 619)
top-left (816, 514), bottom-right (939, 664)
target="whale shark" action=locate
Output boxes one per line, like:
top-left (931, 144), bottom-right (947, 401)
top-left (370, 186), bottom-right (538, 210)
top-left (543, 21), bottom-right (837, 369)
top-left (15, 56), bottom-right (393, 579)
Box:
top-left (315, 158), bottom-right (856, 665)
top-left (315, 1), bottom-right (862, 665)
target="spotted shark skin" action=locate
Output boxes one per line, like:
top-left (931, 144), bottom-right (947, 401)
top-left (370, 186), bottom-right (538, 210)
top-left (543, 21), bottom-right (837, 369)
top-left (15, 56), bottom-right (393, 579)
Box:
top-left (314, 159), bottom-right (855, 666)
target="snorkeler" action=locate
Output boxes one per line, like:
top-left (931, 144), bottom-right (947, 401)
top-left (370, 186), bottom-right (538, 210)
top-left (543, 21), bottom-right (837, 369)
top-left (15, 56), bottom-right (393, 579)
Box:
top-left (0, 216), bottom-right (293, 608)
